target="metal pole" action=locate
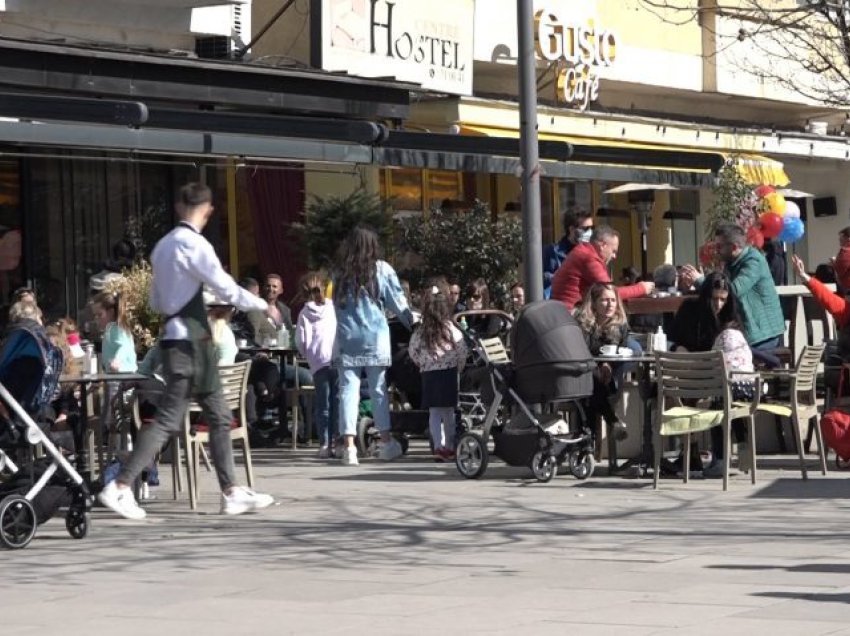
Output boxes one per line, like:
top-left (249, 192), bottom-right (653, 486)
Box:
top-left (517, 0), bottom-right (543, 302)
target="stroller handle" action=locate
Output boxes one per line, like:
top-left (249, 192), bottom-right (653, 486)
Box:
top-left (452, 309), bottom-right (514, 331)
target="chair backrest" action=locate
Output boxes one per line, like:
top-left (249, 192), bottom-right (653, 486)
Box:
top-left (218, 360), bottom-right (252, 411)
top-left (655, 350), bottom-right (729, 403)
top-left (794, 343), bottom-right (827, 393)
top-left (479, 337), bottom-right (510, 364)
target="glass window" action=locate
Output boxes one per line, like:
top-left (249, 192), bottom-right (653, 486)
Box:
top-left (381, 168), bottom-right (423, 211)
top-left (426, 170), bottom-right (463, 210)
top-left (668, 190), bottom-right (700, 267)
top-left (0, 160), bottom-right (24, 310)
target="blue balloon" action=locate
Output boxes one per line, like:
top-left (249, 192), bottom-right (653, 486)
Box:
top-left (779, 216), bottom-right (805, 243)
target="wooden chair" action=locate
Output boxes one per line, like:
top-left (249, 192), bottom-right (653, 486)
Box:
top-left (756, 344), bottom-right (828, 481)
top-left (653, 350), bottom-right (760, 492)
top-left (185, 361), bottom-right (253, 509)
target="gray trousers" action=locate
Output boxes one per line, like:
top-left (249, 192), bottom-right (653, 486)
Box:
top-left (118, 340), bottom-right (237, 491)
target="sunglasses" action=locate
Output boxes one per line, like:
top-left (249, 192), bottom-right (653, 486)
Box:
top-left (470, 295), bottom-right (482, 301)
top-left (309, 286), bottom-right (322, 294)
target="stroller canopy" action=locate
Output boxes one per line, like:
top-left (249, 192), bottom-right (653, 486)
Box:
top-left (510, 300), bottom-right (594, 403)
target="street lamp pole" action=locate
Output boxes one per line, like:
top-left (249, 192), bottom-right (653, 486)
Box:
top-left (517, 0), bottom-right (543, 302)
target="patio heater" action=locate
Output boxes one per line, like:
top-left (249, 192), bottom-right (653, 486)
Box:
top-left (603, 183), bottom-right (678, 276)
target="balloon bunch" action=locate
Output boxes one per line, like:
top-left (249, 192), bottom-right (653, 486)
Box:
top-left (749, 185), bottom-right (805, 245)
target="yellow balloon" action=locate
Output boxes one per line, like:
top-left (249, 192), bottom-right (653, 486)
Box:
top-left (763, 192), bottom-right (786, 217)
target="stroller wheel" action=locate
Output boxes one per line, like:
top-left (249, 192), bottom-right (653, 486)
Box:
top-left (569, 451), bottom-right (596, 481)
top-left (530, 451), bottom-right (557, 483)
top-left (455, 432), bottom-right (489, 479)
top-left (356, 417), bottom-right (378, 456)
top-left (66, 506), bottom-right (89, 540)
top-left (836, 455), bottom-right (850, 471)
top-left (0, 495), bottom-right (37, 549)
top-left (531, 451), bottom-right (558, 484)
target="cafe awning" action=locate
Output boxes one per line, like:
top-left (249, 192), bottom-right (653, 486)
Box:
top-left (461, 124), bottom-right (785, 187)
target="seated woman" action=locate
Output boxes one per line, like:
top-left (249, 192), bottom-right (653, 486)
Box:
top-left (575, 283), bottom-right (640, 441)
top-left (461, 278), bottom-right (504, 338)
top-left (669, 271), bottom-right (729, 353)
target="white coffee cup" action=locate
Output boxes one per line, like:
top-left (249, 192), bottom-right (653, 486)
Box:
top-left (600, 344), bottom-right (618, 356)
top-left (237, 338), bottom-right (248, 348)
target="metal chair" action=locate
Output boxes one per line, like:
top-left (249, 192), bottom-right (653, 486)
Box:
top-left (653, 350), bottom-right (760, 491)
top-left (756, 343), bottom-right (828, 481)
top-left (185, 360), bottom-right (253, 509)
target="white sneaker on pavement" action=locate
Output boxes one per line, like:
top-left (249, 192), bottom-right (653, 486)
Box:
top-left (220, 487), bottom-right (274, 515)
top-left (98, 480), bottom-right (147, 520)
top-left (341, 447), bottom-right (359, 466)
top-left (377, 438), bottom-right (403, 461)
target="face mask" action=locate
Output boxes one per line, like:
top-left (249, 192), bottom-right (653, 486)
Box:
top-left (576, 228), bottom-right (592, 243)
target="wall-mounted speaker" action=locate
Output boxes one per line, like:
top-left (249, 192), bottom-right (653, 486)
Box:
top-left (813, 196), bottom-right (838, 218)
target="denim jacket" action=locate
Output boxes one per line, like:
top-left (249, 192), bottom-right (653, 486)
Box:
top-left (333, 260), bottom-right (412, 368)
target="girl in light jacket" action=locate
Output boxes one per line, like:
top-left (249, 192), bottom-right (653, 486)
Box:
top-left (296, 271), bottom-right (338, 458)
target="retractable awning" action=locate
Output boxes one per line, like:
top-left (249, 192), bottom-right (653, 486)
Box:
top-left (461, 124), bottom-right (783, 187)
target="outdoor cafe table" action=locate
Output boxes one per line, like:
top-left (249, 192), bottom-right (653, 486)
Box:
top-left (59, 371), bottom-right (149, 485)
top-left (592, 353), bottom-right (656, 476)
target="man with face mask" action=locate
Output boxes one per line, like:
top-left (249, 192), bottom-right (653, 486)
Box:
top-left (551, 225), bottom-right (654, 310)
top-left (542, 208), bottom-right (594, 299)
top-left (680, 223), bottom-right (784, 351)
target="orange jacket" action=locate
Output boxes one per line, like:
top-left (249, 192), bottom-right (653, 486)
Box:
top-left (806, 276), bottom-right (850, 328)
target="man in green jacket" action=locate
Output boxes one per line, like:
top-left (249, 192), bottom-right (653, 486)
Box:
top-left (682, 223), bottom-right (785, 351)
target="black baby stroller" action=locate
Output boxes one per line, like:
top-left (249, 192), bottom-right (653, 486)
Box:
top-left (454, 301), bottom-right (596, 482)
top-left (0, 321), bottom-right (89, 549)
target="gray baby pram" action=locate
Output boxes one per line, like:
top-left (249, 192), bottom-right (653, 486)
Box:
top-left (454, 301), bottom-right (596, 482)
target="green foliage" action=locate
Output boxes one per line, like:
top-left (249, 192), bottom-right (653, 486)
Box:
top-left (705, 158), bottom-right (757, 238)
top-left (398, 201), bottom-right (523, 308)
top-left (292, 191), bottom-right (392, 270)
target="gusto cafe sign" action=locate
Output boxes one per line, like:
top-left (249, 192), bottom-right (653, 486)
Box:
top-left (534, 9), bottom-right (617, 111)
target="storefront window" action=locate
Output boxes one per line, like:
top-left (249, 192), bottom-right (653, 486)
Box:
top-left (381, 168), bottom-right (423, 211)
top-left (27, 153), bottom-right (190, 323)
top-left (0, 160), bottom-right (23, 310)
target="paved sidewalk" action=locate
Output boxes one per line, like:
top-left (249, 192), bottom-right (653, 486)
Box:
top-left (4, 446), bottom-right (850, 635)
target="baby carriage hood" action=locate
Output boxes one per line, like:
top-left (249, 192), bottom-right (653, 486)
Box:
top-left (0, 320), bottom-right (63, 416)
top-left (510, 300), bottom-right (594, 403)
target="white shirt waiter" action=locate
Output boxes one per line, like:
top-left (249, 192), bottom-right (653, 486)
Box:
top-left (151, 221), bottom-right (267, 340)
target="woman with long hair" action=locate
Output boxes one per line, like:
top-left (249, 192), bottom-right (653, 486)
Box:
top-left (333, 227), bottom-right (413, 465)
top-left (575, 283), bottom-right (637, 441)
top-left (669, 271), bottom-right (735, 353)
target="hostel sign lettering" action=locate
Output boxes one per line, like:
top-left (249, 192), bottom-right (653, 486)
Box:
top-left (535, 10), bottom-right (617, 111)
top-left (317, 0), bottom-right (474, 95)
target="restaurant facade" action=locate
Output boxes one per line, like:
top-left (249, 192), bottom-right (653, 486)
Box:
top-left (0, 0), bottom-right (848, 320)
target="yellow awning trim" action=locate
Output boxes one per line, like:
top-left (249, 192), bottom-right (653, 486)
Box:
top-left (460, 124), bottom-right (790, 186)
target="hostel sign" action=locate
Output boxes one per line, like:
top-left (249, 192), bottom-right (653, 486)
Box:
top-left (312, 0), bottom-right (474, 95)
top-left (535, 9), bottom-right (617, 111)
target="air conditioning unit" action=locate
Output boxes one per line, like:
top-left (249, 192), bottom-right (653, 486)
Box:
top-left (192, 1), bottom-right (251, 59)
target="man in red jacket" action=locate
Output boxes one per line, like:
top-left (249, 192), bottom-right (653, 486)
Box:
top-left (551, 225), bottom-right (654, 309)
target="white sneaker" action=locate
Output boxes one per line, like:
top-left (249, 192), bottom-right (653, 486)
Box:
top-left (377, 438), bottom-right (403, 461)
top-left (98, 480), bottom-right (146, 520)
top-left (341, 447), bottom-right (359, 466)
top-left (220, 487), bottom-right (274, 515)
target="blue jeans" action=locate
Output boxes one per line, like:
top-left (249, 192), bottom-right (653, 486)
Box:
top-left (339, 366), bottom-right (389, 437)
top-left (751, 336), bottom-right (781, 351)
top-left (313, 366), bottom-right (338, 447)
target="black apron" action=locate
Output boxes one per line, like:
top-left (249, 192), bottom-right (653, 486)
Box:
top-left (164, 222), bottom-right (221, 395)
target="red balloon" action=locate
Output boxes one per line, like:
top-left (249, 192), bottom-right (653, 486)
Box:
top-left (754, 185), bottom-right (776, 198)
top-left (747, 226), bottom-right (765, 249)
top-left (759, 212), bottom-right (783, 239)
top-left (698, 241), bottom-right (717, 267)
